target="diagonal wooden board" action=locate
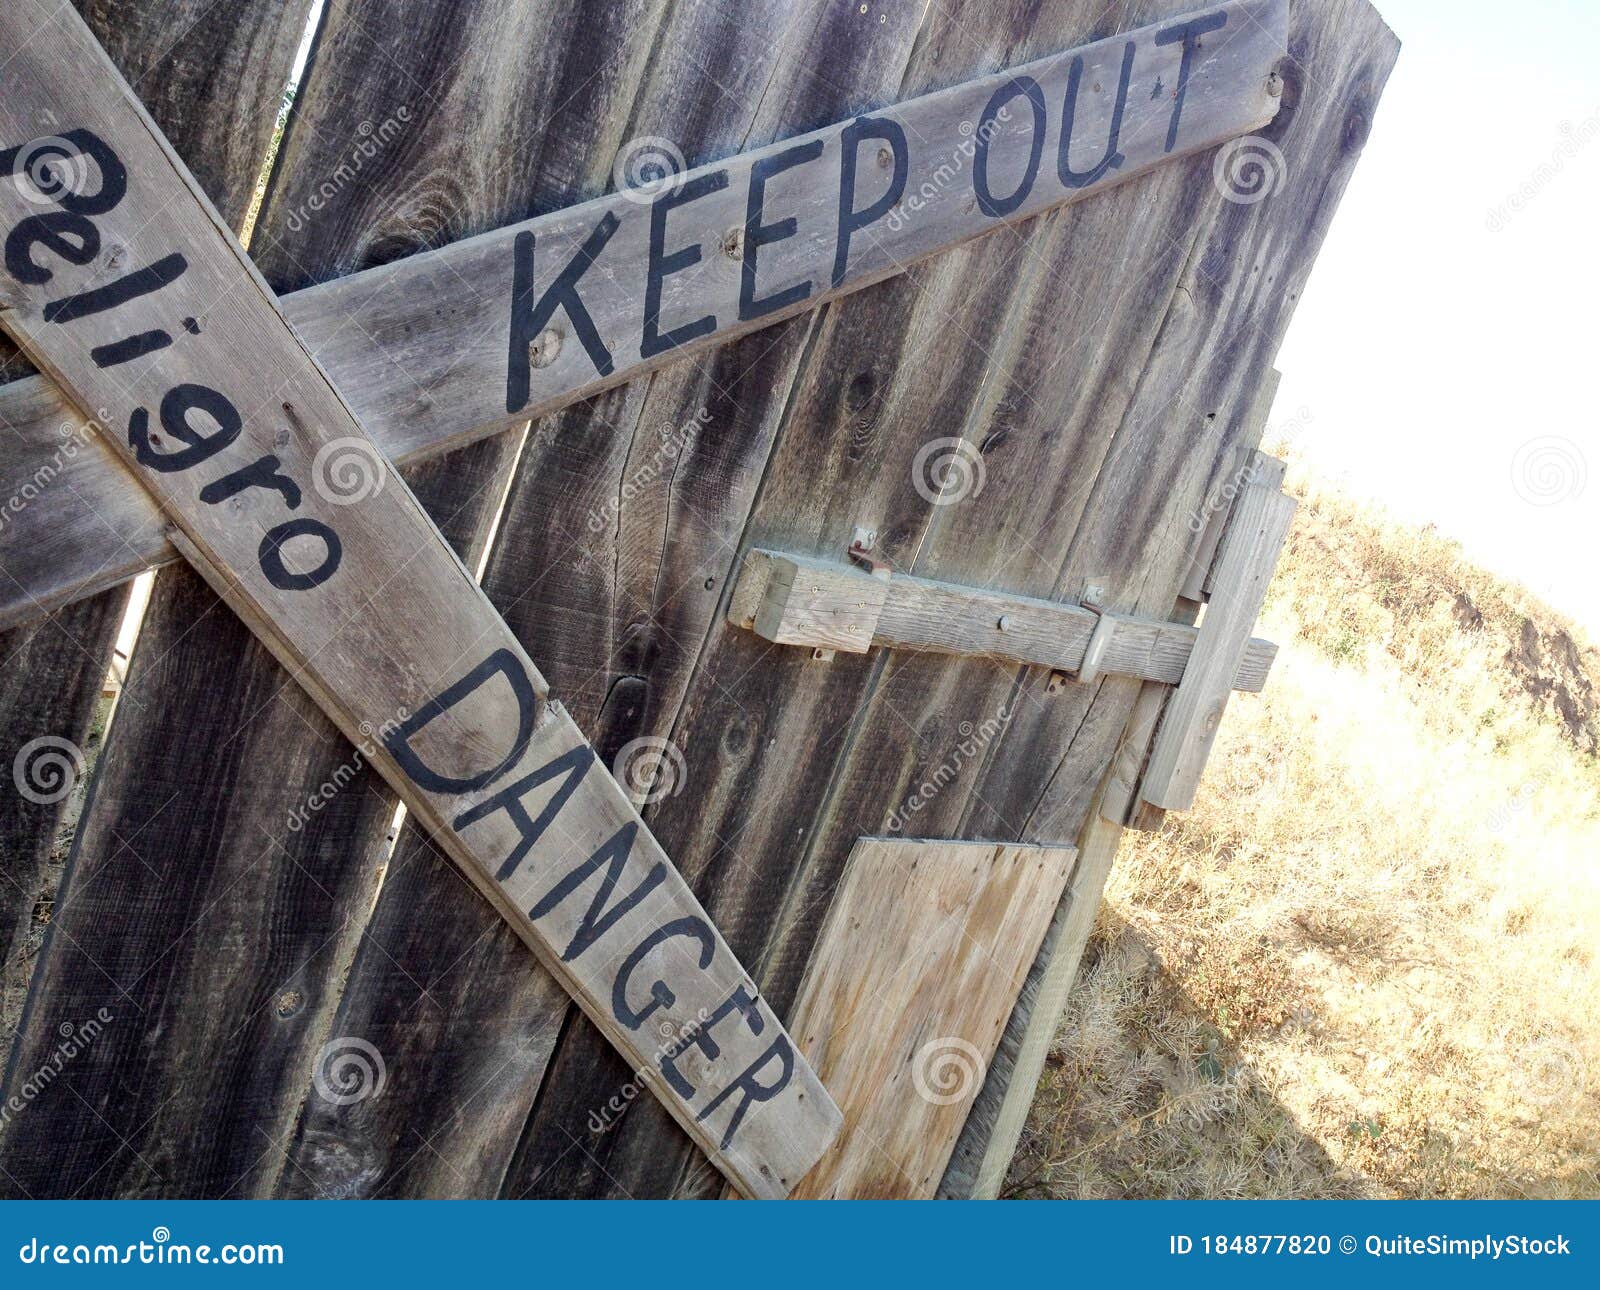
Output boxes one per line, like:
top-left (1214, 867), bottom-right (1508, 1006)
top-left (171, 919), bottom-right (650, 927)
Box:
top-left (0, 0), bottom-right (838, 1199)
top-left (782, 839), bottom-right (1078, 1199)
top-left (0, 0), bottom-right (1289, 630)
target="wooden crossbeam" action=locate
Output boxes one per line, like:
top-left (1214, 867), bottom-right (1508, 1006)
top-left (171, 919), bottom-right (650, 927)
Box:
top-left (729, 549), bottom-right (1280, 693)
top-left (0, 1), bottom-right (839, 1198)
top-left (0, 0), bottom-right (1288, 630)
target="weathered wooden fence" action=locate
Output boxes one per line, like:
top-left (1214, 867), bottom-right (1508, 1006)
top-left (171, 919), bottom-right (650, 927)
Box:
top-left (0, 0), bottom-right (1397, 1198)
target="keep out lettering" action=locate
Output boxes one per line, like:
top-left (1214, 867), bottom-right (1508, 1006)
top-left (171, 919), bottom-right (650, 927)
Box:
top-left (503, 9), bottom-right (1230, 413)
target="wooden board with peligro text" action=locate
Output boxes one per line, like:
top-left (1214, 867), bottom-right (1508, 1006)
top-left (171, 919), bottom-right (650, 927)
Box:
top-left (0, 0), bottom-right (837, 1199)
top-left (0, 0), bottom-right (1289, 631)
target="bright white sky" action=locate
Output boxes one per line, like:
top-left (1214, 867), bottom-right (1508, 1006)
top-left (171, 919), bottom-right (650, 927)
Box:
top-left (1273, 0), bottom-right (1598, 630)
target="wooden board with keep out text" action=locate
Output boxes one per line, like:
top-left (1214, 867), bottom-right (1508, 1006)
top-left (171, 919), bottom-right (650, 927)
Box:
top-left (0, 0), bottom-right (1289, 629)
top-left (0, 0), bottom-right (837, 1200)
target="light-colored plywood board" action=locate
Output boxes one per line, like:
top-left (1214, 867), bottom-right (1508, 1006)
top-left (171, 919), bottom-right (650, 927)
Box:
top-left (786, 838), bottom-right (1077, 1199)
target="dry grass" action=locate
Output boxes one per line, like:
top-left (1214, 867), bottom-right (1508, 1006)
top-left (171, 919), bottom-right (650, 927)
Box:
top-left (1010, 455), bottom-right (1600, 1200)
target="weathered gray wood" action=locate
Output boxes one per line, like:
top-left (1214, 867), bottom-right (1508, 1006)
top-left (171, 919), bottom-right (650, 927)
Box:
top-left (939, 0), bottom-right (1401, 1196)
top-left (0, 1), bottom-right (836, 1199)
top-left (0, 0), bottom-right (550, 1201)
top-left (1179, 369), bottom-right (1281, 601)
top-left (275, 0), bottom-right (687, 1200)
top-left (532, 0), bottom-right (1225, 1199)
top-left (753, 553), bottom-right (888, 655)
top-left (491, 0), bottom-right (943, 1200)
top-left (1139, 469), bottom-right (1294, 810)
top-left (734, 547), bottom-right (1279, 689)
top-left (953, 783), bottom-right (1125, 1198)
top-left (0, 0), bottom-right (1289, 632)
top-left (0, 589), bottom-right (127, 1053)
top-left (785, 838), bottom-right (1076, 1198)
top-left (0, 0), bottom-right (313, 1137)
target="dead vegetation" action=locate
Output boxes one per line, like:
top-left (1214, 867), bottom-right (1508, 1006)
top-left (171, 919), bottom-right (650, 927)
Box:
top-left (1010, 454), bottom-right (1600, 1199)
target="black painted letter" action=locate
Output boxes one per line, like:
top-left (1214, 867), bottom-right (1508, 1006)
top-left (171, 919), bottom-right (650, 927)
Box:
top-left (452, 744), bottom-right (594, 881)
top-left (832, 116), bottom-right (907, 288)
top-left (695, 1035), bottom-right (795, 1151)
top-left (740, 139), bottom-right (822, 322)
top-left (641, 170), bottom-right (729, 358)
top-left (1057, 45), bottom-right (1135, 189)
top-left (128, 383), bottom-right (241, 474)
top-left (526, 822), bottom-right (667, 962)
top-left (258, 518), bottom-right (342, 591)
top-left (505, 215), bottom-right (621, 414)
top-left (383, 649), bottom-right (540, 793)
top-left (973, 77), bottom-right (1047, 218)
top-left (612, 917), bottom-right (715, 1030)
top-left (1154, 11), bottom-right (1229, 152)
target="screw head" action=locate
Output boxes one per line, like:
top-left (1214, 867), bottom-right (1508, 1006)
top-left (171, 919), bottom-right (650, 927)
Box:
top-left (529, 328), bottom-right (563, 368)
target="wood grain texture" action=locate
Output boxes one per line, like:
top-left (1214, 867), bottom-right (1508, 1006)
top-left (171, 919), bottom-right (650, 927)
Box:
top-left (0, 589), bottom-right (127, 1055)
top-left (0, 0), bottom-right (312, 1130)
top-left (735, 547), bottom-right (1278, 689)
top-left (1178, 368), bottom-right (1281, 601)
top-left (0, 0), bottom-right (1288, 632)
top-left (1139, 470), bottom-right (1294, 810)
top-left (274, 0), bottom-right (684, 1200)
top-left (784, 838), bottom-right (1076, 1199)
top-left (0, 0), bottom-right (835, 1200)
top-left (951, 790), bottom-right (1125, 1197)
top-left (477, 0), bottom-right (937, 1202)
top-left (0, 0), bottom-right (307, 386)
top-left (520, 0), bottom-right (1220, 1199)
top-left (0, 0), bottom-right (1397, 1200)
top-left (941, 0), bottom-right (1401, 1194)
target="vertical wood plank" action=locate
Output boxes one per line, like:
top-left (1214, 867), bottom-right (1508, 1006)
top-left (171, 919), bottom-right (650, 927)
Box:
top-left (0, 0), bottom-right (313, 1149)
top-left (274, 0), bottom-right (685, 1199)
top-left (1138, 478), bottom-right (1295, 810)
top-left (492, 0), bottom-right (937, 1199)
